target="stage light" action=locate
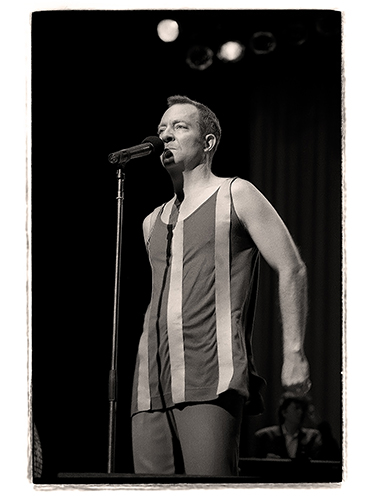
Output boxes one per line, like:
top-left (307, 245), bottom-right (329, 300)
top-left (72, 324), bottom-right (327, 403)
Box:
top-left (217, 41), bottom-right (245, 63)
top-left (316, 13), bottom-right (341, 37)
top-left (250, 31), bottom-right (277, 55)
top-left (157, 19), bottom-right (179, 42)
top-left (283, 23), bottom-right (308, 46)
top-left (186, 45), bottom-right (214, 71)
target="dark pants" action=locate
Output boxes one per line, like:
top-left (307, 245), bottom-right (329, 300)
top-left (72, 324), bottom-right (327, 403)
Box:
top-left (131, 391), bottom-right (244, 476)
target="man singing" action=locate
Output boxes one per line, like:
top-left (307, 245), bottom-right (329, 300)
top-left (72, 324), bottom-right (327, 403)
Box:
top-left (130, 95), bottom-right (311, 476)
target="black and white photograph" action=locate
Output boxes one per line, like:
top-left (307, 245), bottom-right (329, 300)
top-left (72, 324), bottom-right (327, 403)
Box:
top-left (29, 8), bottom-right (344, 487)
top-left (6, 0), bottom-right (375, 497)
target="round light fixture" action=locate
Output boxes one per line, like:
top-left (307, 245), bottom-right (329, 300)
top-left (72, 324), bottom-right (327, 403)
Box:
top-left (250, 31), bottom-right (277, 55)
top-left (157, 19), bottom-right (179, 42)
top-left (186, 45), bottom-right (214, 71)
top-left (217, 41), bottom-right (245, 62)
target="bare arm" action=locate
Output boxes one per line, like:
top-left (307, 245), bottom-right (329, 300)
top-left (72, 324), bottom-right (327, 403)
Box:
top-left (232, 178), bottom-right (311, 392)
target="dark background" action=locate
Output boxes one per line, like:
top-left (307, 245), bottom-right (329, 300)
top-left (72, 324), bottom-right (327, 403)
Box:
top-left (31, 9), bottom-right (342, 479)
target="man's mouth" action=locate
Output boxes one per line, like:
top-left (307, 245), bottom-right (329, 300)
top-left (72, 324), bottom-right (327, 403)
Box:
top-left (163, 149), bottom-right (174, 159)
top-left (163, 149), bottom-right (173, 158)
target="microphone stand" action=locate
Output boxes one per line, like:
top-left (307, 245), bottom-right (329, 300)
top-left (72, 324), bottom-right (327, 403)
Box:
top-left (106, 138), bottom-right (163, 474)
top-left (107, 163), bottom-right (127, 473)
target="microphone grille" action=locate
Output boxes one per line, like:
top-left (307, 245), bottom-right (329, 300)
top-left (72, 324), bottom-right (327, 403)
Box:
top-left (142, 136), bottom-right (164, 156)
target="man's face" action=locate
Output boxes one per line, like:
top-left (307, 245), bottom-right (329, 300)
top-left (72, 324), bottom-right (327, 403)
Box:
top-left (157, 103), bottom-right (205, 170)
top-left (283, 401), bottom-right (305, 427)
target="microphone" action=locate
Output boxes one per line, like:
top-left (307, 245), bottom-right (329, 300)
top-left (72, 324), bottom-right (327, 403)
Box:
top-left (108, 136), bottom-right (164, 165)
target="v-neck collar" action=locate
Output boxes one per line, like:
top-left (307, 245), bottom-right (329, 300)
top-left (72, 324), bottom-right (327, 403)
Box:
top-left (160, 178), bottom-right (230, 225)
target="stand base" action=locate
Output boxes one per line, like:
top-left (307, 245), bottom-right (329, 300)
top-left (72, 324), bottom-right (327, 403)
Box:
top-left (37, 460), bottom-right (342, 485)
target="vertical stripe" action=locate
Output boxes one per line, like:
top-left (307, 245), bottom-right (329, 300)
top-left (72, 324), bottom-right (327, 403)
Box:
top-left (136, 238), bottom-right (157, 412)
top-left (137, 305), bottom-right (151, 411)
top-left (167, 221), bottom-right (185, 403)
top-left (161, 195), bottom-right (176, 223)
top-left (215, 179), bottom-right (234, 394)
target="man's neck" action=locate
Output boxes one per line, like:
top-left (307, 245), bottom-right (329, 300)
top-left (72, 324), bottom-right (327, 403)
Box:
top-left (170, 162), bottom-right (216, 201)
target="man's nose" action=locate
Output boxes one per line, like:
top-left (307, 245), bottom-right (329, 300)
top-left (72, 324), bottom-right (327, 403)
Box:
top-left (160, 127), bottom-right (174, 143)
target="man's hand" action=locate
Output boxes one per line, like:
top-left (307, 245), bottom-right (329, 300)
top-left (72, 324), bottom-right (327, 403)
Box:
top-left (281, 351), bottom-right (311, 395)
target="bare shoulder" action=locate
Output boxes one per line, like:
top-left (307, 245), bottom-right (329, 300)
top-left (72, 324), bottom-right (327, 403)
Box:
top-left (231, 177), bottom-right (271, 215)
top-left (231, 177), bottom-right (255, 193)
top-left (230, 177), bottom-right (302, 270)
top-left (142, 202), bottom-right (167, 242)
top-left (143, 202), bottom-right (165, 226)
top-left (142, 205), bottom-right (161, 242)
top-left (142, 211), bottom-right (153, 228)
top-left (142, 212), bottom-right (153, 243)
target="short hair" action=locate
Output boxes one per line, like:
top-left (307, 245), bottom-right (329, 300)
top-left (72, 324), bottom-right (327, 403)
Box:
top-left (166, 95), bottom-right (222, 155)
top-left (277, 392), bottom-right (310, 425)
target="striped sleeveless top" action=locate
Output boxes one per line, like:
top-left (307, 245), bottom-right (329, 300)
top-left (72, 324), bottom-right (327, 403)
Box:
top-left (131, 177), bottom-right (265, 416)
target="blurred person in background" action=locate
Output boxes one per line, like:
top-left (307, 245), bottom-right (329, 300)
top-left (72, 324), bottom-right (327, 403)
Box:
top-left (254, 392), bottom-right (322, 460)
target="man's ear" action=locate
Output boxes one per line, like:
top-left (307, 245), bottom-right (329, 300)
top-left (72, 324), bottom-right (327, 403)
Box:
top-left (204, 134), bottom-right (217, 152)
